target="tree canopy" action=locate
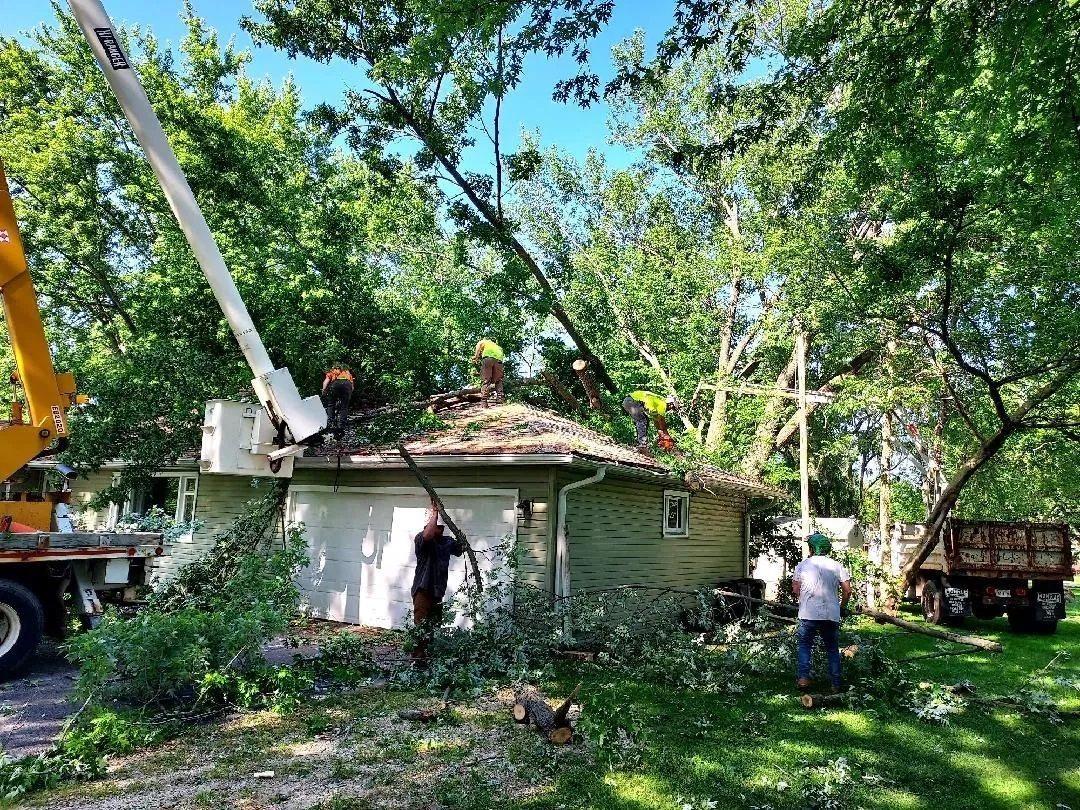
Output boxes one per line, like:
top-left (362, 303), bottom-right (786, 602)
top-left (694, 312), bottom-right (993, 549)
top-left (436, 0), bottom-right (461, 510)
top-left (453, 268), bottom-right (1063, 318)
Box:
top-left (1, 0), bottom-right (1076, 537)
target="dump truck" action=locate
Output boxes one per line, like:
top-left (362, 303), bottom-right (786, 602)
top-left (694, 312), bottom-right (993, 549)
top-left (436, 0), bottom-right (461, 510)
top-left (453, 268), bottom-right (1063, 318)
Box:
top-left (893, 519), bottom-right (1073, 634)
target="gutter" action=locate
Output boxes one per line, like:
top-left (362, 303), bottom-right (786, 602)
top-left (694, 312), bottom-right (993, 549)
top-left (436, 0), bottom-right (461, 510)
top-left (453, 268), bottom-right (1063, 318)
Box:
top-left (554, 466), bottom-right (607, 604)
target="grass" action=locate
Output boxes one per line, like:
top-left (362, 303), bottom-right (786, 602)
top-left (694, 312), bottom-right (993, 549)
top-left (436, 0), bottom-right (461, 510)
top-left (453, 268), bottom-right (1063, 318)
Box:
top-left (17, 601), bottom-right (1079, 810)
top-left (519, 599), bottom-right (1080, 810)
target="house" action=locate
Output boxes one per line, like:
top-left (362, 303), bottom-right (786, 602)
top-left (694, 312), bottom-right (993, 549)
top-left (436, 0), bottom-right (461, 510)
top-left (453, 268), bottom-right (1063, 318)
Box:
top-left (63, 401), bottom-right (783, 629)
top-left (752, 516), bottom-right (866, 599)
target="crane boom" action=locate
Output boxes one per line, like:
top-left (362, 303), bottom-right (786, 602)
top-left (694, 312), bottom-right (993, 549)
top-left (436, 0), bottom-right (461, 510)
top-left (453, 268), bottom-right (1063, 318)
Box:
top-left (67, 0), bottom-right (326, 452)
top-left (0, 163), bottom-right (78, 483)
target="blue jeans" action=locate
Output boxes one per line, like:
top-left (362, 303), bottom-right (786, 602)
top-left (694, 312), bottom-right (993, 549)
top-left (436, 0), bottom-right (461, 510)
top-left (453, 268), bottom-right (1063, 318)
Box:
top-left (797, 619), bottom-right (842, 687)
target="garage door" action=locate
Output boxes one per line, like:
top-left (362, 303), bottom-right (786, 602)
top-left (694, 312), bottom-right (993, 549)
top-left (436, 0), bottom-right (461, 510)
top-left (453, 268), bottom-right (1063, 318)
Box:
top-left (287, 486), bottom-right (518, 628)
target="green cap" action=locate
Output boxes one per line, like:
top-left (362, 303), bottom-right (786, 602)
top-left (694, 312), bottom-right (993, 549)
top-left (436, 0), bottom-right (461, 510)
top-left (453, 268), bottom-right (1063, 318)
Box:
top-left (807, 532), bottom-right (832, 555)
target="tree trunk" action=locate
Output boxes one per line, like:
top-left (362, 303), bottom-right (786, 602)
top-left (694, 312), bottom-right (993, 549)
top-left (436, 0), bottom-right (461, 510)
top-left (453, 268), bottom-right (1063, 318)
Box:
top-left (381, 87), bottom-right (616, 394)
top-left (541, 370), bottom-right (582, 411)
top-left (705, 270), bottom-right (742, 450)
top-left (859, 607), bottom-right (1003, 652)
top-left (896, 425), bottom-right (1014, 595)
top-left (572, 359), bottom-right (604, 410)
top-left (877, 408), bottom-right (894, 609)
top-left (397, 445), bottom-right (484, 592)
top-left (740, 348), bottom-right (799, 476)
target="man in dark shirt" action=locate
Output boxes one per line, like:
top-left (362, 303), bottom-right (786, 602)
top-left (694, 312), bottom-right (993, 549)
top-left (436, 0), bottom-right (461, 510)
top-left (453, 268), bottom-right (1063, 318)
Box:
top-left (411, 500), bottom-right (464, 663)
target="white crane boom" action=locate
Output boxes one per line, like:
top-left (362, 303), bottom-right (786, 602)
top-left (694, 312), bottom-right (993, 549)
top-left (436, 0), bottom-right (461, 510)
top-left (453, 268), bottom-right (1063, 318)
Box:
top-left (67, 0), bottom-right (327, 470)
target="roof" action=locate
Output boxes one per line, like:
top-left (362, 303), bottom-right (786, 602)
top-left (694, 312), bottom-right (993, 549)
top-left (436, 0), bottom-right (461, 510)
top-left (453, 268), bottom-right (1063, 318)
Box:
top-left (305, 401), bottom-right (785, 499)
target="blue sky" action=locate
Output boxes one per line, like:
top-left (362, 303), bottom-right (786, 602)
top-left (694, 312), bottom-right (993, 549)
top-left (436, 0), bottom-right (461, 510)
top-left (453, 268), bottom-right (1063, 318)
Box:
top-left (1, 1), bottom-right (677, 171)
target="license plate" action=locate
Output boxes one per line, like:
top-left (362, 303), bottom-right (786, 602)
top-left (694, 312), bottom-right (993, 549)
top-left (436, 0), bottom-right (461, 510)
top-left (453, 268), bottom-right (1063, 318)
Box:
top-left (1037, 592), bottom-right (1062, 604)
top-left (995, 589), bottom-right (1011, 598)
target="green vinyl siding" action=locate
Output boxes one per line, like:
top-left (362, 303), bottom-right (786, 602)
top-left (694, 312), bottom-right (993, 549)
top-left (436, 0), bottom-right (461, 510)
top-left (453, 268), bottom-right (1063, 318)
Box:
top-left (562, 473), bottom-right (747, 594)
top-left (69, 470), bottom-right (116, 529)
top-left (150, 473), bottom-right (263, 581)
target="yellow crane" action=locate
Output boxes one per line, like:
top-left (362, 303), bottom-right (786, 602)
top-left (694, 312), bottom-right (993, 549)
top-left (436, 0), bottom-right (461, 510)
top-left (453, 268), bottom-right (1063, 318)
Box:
top-left (0, 161), bottom-right (80, 485)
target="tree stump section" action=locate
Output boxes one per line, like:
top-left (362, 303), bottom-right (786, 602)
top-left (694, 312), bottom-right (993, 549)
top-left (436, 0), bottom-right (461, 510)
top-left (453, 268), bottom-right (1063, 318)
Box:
top-left (801, 692), bottom-right (851, 709)
top-left (572, 360), bottom-right (604, 410)
top-left (512, 683), bottom-right (580, 744)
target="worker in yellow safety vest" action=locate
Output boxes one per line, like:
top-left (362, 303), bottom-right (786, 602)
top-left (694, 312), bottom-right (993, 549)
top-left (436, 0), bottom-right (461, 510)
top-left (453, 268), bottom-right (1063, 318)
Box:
top-left (472, 338), bottom-right (505, 405)
top-left (321, 364), bottom-right (355, 435)
top-left (622, 390), bottom-right (677, 452)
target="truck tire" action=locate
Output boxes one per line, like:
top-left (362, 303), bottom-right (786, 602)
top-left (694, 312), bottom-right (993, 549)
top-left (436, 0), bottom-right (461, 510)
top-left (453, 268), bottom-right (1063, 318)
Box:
top-left (921, 579), bottom-right (946, 625)
top-left (0, 579), bottom-right (45, 677)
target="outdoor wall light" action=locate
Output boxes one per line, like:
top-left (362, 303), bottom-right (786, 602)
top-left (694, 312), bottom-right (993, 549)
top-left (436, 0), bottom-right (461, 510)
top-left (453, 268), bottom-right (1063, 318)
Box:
top-left (517, 499), bottom-right (533, 518)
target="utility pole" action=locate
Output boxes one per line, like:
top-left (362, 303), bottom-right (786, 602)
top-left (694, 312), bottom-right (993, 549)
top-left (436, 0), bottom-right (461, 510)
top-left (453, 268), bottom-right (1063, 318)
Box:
top-left (796, 327), bottom-right (811, 546)
top-left (706, 326), bottom-right (831, 559)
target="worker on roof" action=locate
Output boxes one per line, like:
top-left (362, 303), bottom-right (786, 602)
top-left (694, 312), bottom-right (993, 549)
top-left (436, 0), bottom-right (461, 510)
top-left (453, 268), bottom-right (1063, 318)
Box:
top-left (411, 499), bottom-right (464, 665)
top-left (792, 532), bottom-right (852, 694)
top-left (622, 390), bottom-right (678, 453)
top-left (473, 338), bottom-right (505, 406)
top-left (321, 364), bottom-right (355, 436)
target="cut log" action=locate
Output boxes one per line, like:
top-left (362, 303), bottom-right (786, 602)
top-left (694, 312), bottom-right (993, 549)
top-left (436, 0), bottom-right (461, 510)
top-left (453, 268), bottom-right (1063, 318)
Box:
top-left (547, 726), bottom-right (573, 745)
top-left (515, 696), bottom-right (558, 731)
top-left (858, 608), bottom-right (1003, 652)
top-left (512, 684), bottom-right (578, 744)
top-left (801, 692), bottom-right (851, 709)
top-left (398, 709), bottom-right (437, 722)
top-left (572, 359), bottom-right (604, 410)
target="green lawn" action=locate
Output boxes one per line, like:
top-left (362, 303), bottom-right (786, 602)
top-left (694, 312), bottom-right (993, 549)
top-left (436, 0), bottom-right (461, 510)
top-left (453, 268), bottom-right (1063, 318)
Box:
top-left (524, 600), bottom-right (1080, 810)
top-left (20, 601), bottom-right (1079, 810)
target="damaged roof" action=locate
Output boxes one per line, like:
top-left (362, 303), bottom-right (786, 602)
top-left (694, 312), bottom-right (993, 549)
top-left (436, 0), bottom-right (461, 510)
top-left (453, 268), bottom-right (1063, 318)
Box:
top-left (303, 400), bottom-right (785, 499)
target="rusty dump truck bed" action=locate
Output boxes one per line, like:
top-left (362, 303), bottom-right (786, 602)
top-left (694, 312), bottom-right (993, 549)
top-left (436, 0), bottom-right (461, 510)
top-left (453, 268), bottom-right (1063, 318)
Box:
top-left (939, 520), bottom-right (1072, 579)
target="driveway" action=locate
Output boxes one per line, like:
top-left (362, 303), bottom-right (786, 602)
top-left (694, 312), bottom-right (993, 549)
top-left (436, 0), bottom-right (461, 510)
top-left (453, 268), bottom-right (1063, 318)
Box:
top-left (0, 636), bottom-right (326, 760)
top-left (0, 640), bottom-right (80, 759)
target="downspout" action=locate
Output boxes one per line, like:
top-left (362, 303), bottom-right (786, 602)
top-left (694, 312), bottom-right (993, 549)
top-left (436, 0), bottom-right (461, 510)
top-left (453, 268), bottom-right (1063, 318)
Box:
top-left (555, 466), bottom-right (607, 612)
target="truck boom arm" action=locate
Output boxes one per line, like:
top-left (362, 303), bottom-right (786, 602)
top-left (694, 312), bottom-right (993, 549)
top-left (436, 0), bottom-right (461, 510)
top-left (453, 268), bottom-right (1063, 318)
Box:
top-left (0, 163), bottom-right (78, 483)
top-left (67, 0), bottom-right (326, 451)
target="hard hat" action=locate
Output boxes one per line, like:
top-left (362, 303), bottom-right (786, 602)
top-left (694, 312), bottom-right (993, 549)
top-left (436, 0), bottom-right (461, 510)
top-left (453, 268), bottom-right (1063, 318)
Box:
top-left (807, 532), bottom-right (832, 555)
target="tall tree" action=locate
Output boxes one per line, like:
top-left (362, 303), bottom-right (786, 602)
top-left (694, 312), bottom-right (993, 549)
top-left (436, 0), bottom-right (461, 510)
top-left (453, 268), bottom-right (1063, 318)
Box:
top-left (244, 0), bottom-right (619, 391)
top-left (612, 0), bottom-right (1080, 587)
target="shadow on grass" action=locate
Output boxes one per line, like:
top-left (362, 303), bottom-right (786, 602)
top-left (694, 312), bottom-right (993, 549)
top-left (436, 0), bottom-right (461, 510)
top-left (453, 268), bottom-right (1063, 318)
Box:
top-left (511, 604), bottom-right (1080, 810)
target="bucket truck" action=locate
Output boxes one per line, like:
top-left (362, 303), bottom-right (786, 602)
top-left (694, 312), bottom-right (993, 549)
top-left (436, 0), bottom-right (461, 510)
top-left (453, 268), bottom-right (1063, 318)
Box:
top-left (0, 0), bottom-right (329, 674)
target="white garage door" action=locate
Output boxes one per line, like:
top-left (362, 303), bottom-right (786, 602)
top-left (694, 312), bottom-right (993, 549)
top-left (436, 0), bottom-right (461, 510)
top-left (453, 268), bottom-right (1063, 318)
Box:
top-left (287, 486), bottom-right (518, 628)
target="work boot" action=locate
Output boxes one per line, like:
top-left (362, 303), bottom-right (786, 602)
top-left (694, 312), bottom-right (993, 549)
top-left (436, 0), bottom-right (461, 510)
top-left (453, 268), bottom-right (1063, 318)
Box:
top-left (797, 678), bottom-right (811, 692)
top-left (830, 683), bottom-right (847, 695)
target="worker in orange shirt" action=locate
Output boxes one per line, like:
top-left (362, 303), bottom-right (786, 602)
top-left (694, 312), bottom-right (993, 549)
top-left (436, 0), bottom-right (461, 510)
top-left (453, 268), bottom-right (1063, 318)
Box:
top-left (321, 364), bottom-right (355, 435)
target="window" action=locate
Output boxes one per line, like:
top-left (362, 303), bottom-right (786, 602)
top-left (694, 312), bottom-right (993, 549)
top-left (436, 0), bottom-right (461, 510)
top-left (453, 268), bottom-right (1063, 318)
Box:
top-left (663, 490), bottom-right (689, 537)
top-left (106, 472), bottom-right (198, 528)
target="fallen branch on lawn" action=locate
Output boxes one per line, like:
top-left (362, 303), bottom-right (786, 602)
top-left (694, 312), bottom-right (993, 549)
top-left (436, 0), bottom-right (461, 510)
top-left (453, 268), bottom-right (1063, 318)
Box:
top-left (902, 648), bottom-right (981, 663)
top-left (858, 608), bottom-right (1003, 652)
top-left (398, 445), bottom-right (484, 593)
top-left (801, 692), bottom-right (852, 709)
top-left (398, 686), bottom-right (452, 723)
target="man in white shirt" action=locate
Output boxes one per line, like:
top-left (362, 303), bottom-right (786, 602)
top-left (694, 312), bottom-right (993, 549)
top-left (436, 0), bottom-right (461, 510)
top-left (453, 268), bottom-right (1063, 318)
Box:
top-left (792, 532), bottom-right (852, 692)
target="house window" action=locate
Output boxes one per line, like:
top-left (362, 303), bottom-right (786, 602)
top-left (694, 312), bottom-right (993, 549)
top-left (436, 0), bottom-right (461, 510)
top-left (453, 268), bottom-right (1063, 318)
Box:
top-left (107, 472), bottom-right (198, 528)
top-left (663, 490), bottom-right (689, 537)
